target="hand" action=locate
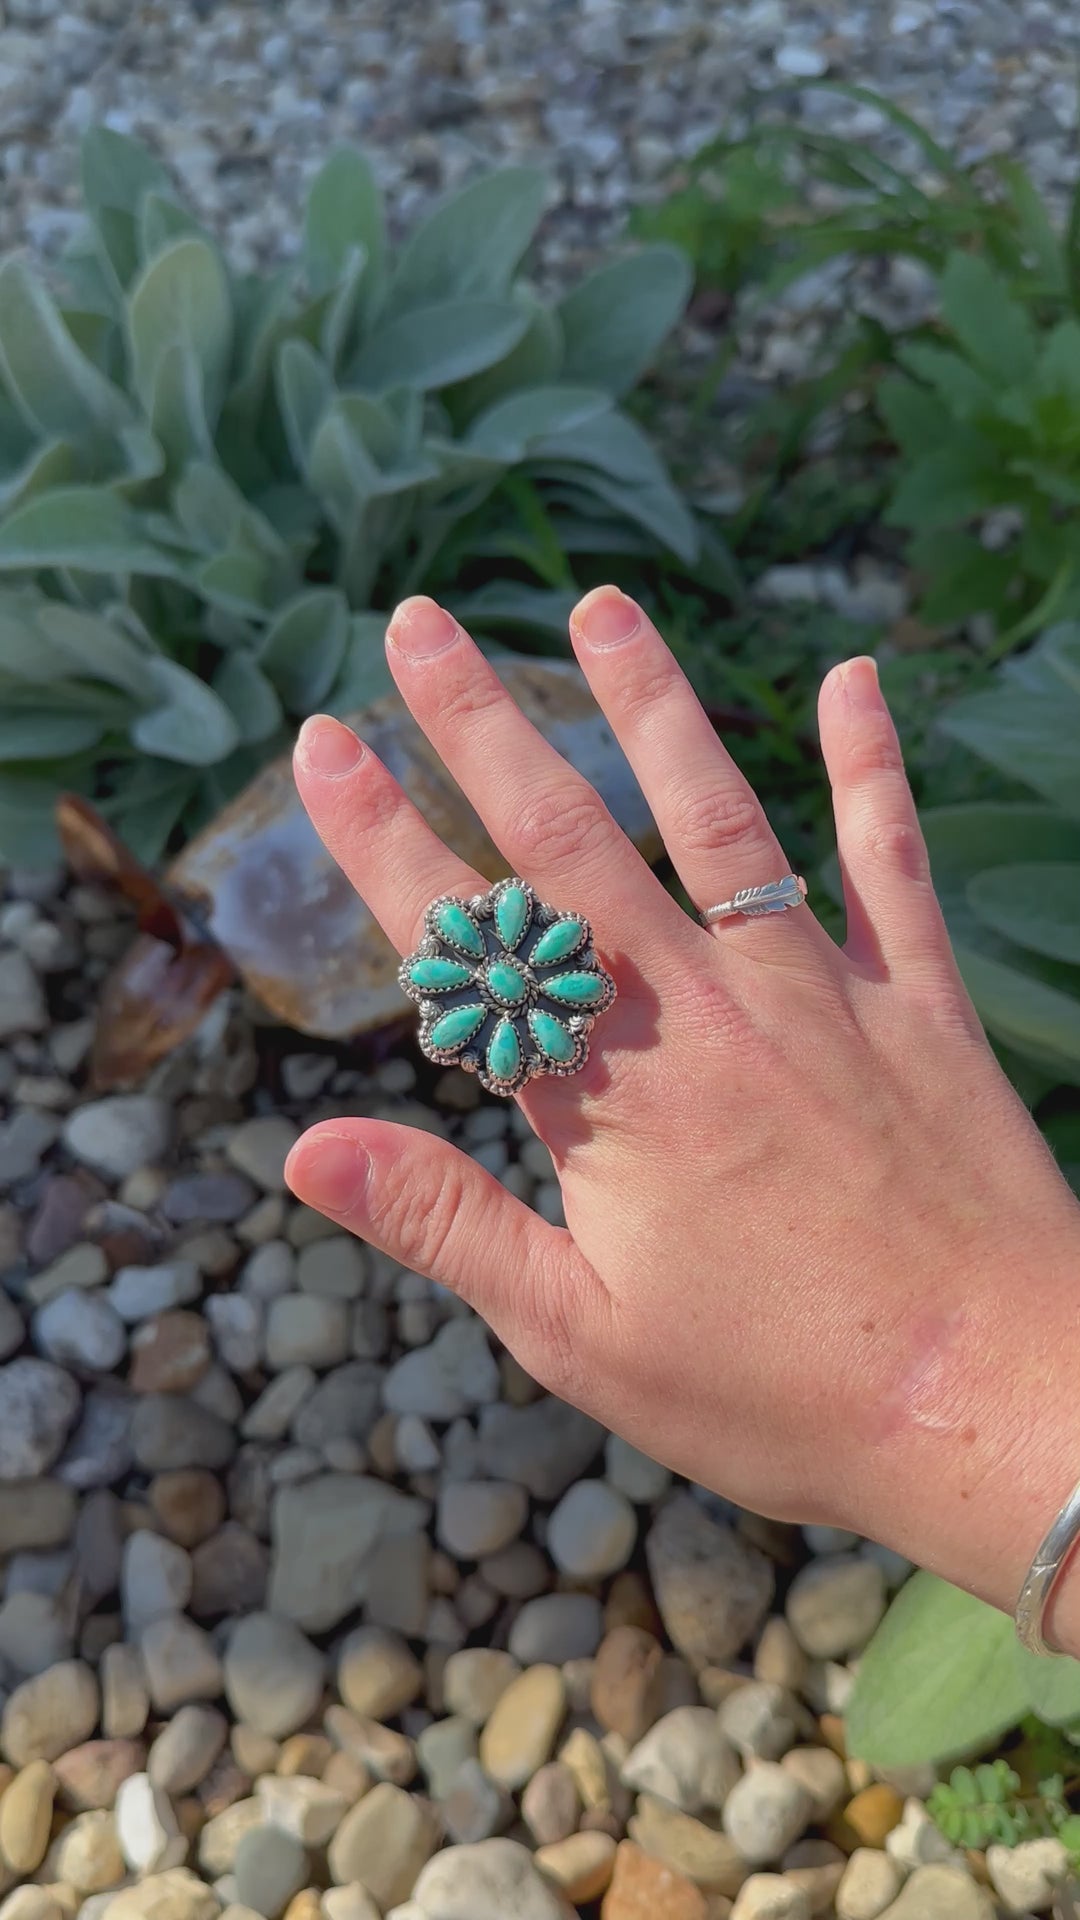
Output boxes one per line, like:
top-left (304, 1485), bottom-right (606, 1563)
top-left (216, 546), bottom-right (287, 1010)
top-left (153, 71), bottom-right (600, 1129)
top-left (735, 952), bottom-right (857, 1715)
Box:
top-left (285, 588), bottom-right (1080, 1631)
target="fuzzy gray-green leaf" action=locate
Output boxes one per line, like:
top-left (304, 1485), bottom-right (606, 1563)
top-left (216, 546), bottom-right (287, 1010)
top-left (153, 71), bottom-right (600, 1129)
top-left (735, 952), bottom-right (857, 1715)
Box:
top-left (351, 299), bottom-right (529, 394)
top-left (0, 489), bottom-right (185, 578)
top-left (128, 236), bottom-right (234, 426)
top-left (305, 147), bottom-right (386, 301)
top-left (0, 258), bottom-right (133, 441)
top-left (385, 167), bottom-right (546, 315)
top-left (131, 655), bottom-right (240, 765)
top-left (259, 588), bottom-right (349, 712)
top-left (557, 244), bottom-right (692, 396)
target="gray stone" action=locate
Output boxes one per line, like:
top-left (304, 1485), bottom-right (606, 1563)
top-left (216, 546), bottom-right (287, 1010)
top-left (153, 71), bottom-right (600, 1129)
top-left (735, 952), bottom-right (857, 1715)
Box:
top-left (266, 1293), bottom-right (350, 1370)
top-left (547, 1479), bottom-right (636, 1578)
top-left (56, 1384), bottom-right (134, 1489)
top-left (34, 1288), bottom-right (125, 1373)
top-left (0, 1477), bottom-right (76, 1551)
top-left (647, 1493), bottom-right (774, 1667)
top-left (121, 1532), bottom-right (193, 1633)
top-left (226, 1116), bottom-right (298, 1193)
top-left (786, 1556), bottom-right (886, 1659)
top-left (718, 1682), bottom-right (799, 1761)
top-left (722, 1764), bottom-right (813, 1868)
top-left (622, 1707), bottom-right (741, 1815)
top-left (605, 1435), bottom-right (672, 1504)
top-left (190, 1521), bottom-right (269, 1617)
top-left (0, 1108), bottom-right (60, 1190)
top-left (267, 1474), bottom-right (429, 1632)
top-left (234, 1825), bottom-right (309, 1920)
top-left (416, 1716), bottom-right (478, 1801)
top-left (204, 1293), bottom-right (262, 1373)
top-left (0, 948), bottom-right (47, 1037)
top-left (131, 1394), bottom-right (236, 1473)
top-left (147, 1704), bottom-right (227, 1795)
top-left (383, 1318), bottom-right (499, 1420)
top-left (986, 1836), bottom-right (1069, 1914)
top-left (242, 1364), bottom-right (315, 1441)
top-left (63, 1097), bottom-right (171, 1180)
top-left (163, 1171), bottom-right (257, 1224)
top-left (297, 1235), bottom-right (367, 1299)
top-left (140, 1613), bottom-right (223, 1713)
top-left (409, 1837), bottom-right (570, 1920)
top-left (107, 1263), bottom-right (201, 1322)
top-left (291, 1361), bottom-right (382, 1449)
top-left (475, 1398), bottom-right (603, 1499)
top-left (0, 1590), bottom-right (73, 1675)
top-left (0, 1359), bottom-right (80, 1479)
top-left (224, 1611), bottom-right (325, 1739)
top-left (441, 1757), bottom-right (514, 1846)
top-left (256, 1774), bottom-right (349, 1847)
top-left (508, 1593), bottom-right (603, 1666)
top-left (436, 1480), bottom-right (527, 1558)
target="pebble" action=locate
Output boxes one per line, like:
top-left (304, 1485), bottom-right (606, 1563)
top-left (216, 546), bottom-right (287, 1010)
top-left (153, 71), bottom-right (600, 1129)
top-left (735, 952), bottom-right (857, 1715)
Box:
top-left (190, 1520), bottom-right (269, 1616)
top-left (58, 1383), bottom-right (134, 1491)
top-left (986, 1836), bottom-right (1069, 1913)
top-left (33, 1288), bottom-right (125, 1373)
top-left (591, 1627), bottom-right (666, 1744)
top-left (0, 1589), bottom-right (72, 1675)
top-left (536, 1829), bottom-right (617, 1903)
top-left (163, 1172), bottom-right (257, 1225)
top-left (383, 1319), bottom-right (500, 1420)
top-left (63, 1097), bottom-right (171, 1180)
top-left (722, 1765), bottom-right (813, 1868)
top-left (122, 1531), bottom-right (194, 1632)
top-left (140, 1613), bottom-right (224, 1712)
top-left (148, 1705), bottom-right (227, 1795)
top-left (718, 1682), bottom-right (799, 1761)
top-left (622, 1707), bottom-right (740, 1815)
top-left (130, 1311), bottom-right (211, 1394)
top-left (441, 1756), bottom-right (514, 1845)
top-left (600, 1839), bottom-right (709, 1919)
top-left (106, 1870), bottom-right (220, 1920)
top-left (267, 1474), bottom-right (429, 1631)
top-left (730, 1876), bottom-right (810, 1919)
top-left (224, 1613), bottom-right (326, 1739)
top-left (475, 1398), bottom-right (603, 1500)
top-left (51, 1809), bottom-right (126, 1894)
top-left (337, 1627), bottom-right (422, 1721)
top-left (774, 42), bottom-right (828, 77)
top-left (233, 1826), bottom-right (309, 1919)
top-left (785, 1558), bottom-right (886, 1660)
top-left (115, 1772), bottom-right (188, 1874)
top-left (646, 1495), bottom-right (773, 1668)
top-left (101, 1644), bottom-right (150, 1740)
top-left (242, 1365), bottom-right (315, 1441)
top-left (442, 1650), bottom-right (520, 1728)
top-left (265, 1295), bottom-right (350, 1370)
top-left (327, 1783), bottom-right (441, 1906)
top-left (53, 1737), bottom-right (144, 1810)
top-left (149, 1468), bottom-right (226, 1547)
top-left (322, 1894), bottom-right (380, 1920)
top-left (627, 1795), bottom-right (748, 1897)
top-left (409, 1838), bottom-right (571, 1920)
top-left (605, 1436), bottom-right (672, 1505)
top-left (0, 1759), bottom-right (56, 1873)
top-left (547, 1480), bottom-right (637, 1578)
top-left (0, 1359), bottom-right (80, 1479)
top-left (0, 948), bottom-right (47, 1037)
top-left (876, 1864), bottom-right (994, 1918)
top-left (845, 1785), bottom-right (905, 1850)
top-left (509, 1593), bottom-right (604, 1666)
top-left (779, 1747), bottom-right (846, 1823)
top-left (198, 1797), bottom-right (263, 1876)
top-left (297, 1237), bottom-right (367, 1300)
top-left (754, 1620), bottom-right (807, 1694)
top-left (25, 1242), bottom-right (108, 1308)
top-left (782, 1841), bottom-right (845, 1915)
top-left (291, 1362), bottom-right (382, 1450)
top-left (226, 1116), bottom-right (298, 1192)
top-left (0, 1289), bottom-right (23, 1359)
top-left (479, 1665), bottom-right (567, 1790)
top-left (436, 1480), bottom-right (527, 1558)
top-left (108, 1263), bottom-right (202, 1323)
top-left (836, 1850), bottom-right (903, 1920)
top-left (131, 1394), bottom-right (236, 1473)
top-left (1, 1661), bottom-right (98, 1765)
top-left (521, 1760), bottom-right (582, 1846)
top-left (395, 1414), bottom-right (441, 1473)
top-left (0, 1478), bottom-right (74, 1552)
top-left (256, 1775), bottom-right (349, 1847)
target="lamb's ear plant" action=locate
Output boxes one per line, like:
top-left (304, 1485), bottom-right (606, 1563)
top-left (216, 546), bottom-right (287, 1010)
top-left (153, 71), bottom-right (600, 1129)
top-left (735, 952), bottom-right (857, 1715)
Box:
top-left (0, 129), bottom-right (699, 864)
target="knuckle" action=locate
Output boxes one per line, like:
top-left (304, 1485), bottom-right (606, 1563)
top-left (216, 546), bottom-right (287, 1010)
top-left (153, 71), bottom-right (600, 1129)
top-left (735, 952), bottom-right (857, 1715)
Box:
top-left (860, 815), bottom-right (930, 882)
top-left (432, 664), bottom-right (507, 736)
top-left (513, 782), bottom-right (615, 870)
top-left (669, 783), bottom-right (764, 862)
top-left (616, 653), bottom-right (686, 729)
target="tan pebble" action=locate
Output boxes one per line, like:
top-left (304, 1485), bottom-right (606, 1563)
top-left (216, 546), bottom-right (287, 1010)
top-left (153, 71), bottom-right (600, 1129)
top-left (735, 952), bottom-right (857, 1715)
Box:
top-left (842, 1785), bottom-right (904, 1849)
top-left (278, 1734), bottom-right (333, 1778)
top-left (174, 1795), bottom-right (205, 1843)
top-left (0, 1761), bottom-right (56, 1873)
top-left (101, 1645), bottom-right (150, 1741)
top-left (782, 1839), bottom-right (846, 1915)
top-left (148, 1470), bottom-right (226, 1548)
top-left (730, 1873), bottom-right (811, 1918)
top-left (283, 1892), bottom-right (322, 1920)
top-left (845, 1759), bottom-right (873, 1793)
top-left (198, 1757), bottom-right (251, 1818)
top-left (601, 1839), bottom-right (710, 1919)
top-left (478, 1665), bottom-right (567, 1791)
top-left (326, 1782), bottom-right (440, 1907)
top-left (51, 1809), bottom-right (126, 1894)
top-left (230, 1726), bottom-right (280, 1778)
top-left (754, 1621), bottom-right (807, 1695)
top-left (559, 1726), bottom-right (613, 1809)
top-left (536, 1829), bottom-right (617, 1902)
top-left (697, 1670), bottom-right (750, 1710)
top-left (0, 1769), bottom-right (11, 1799)
top-left (582, 1806), bottom-right (626, 1840)
top-left (628, 1796), bottom-right (747, 1897)
top-left (817, 1715), bottom-right (846, 1759)
top-left (323, 1709), bottom-right (415, 1788)
top-left (1, 1664), bottom-right (99, 1767)
top-left (779, 1748), bottom-right (846, 1823)
top-left (129, 1312), bottom-right (211, 1395)
top-left (604, 1571), bottom-right (663, 1638)
top-left (40, 1891), bottom-right (77, 1920)
top-left (591, 1628), bottom-right (666, 1744)
top-left (105, 1867), bottom-right (220, 1920)
top-left (53, 1738), bottom-right (145, 1812)
top-left (428, 1551), bottom-right (460, 1596)
top-left (365, 1413), bottom-right (398, 1479)
top-left (0, 1894), bottom-right (64, 1920)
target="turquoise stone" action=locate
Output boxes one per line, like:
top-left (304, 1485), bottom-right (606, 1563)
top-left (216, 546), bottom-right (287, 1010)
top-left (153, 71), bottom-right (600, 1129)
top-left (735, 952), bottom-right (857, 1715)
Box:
top-left (531, 918), bottom-right (586, 966)
top-left (487, 1016), bottom-right (521, 1083)
top-left (429, 1002), bottom-right (486, 1051)
top-left (494, 883), bottom-right (529, 950)
top-left (434, 901), bottom-right (484, 957)
top-left (486, 959), bottom-right (527, 1005)
top-left (528, 1009), bottom-right (576, 1064)
top-left (408, 956), bottom-right (473, 992)
top-left (544, 969), bottom-right (606, 1008)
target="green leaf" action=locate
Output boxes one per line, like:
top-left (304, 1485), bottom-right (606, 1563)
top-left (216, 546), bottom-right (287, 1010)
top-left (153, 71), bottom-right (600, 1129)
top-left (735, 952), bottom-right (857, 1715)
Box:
top-left (275, 338), bottom-right (333, 475)
top-left (328, 613), bottom-right (394, 714)
top-left (940, 681), bottom-right (1080, 815)
top-left (258, 588), bottom-right (350, 713)
top-left (304, 148), bottom-right (386, 302)
top-left (127, 237), bottom-right (234, 425)
top-left (131, 656), bottom-right (240, 766)
top-left (886, 441), bottom-right (998, 534)
top-left (467, 385), bottom-right (612, 459)
top-left (385, 167), bottom-right (546, 315)
top-left (448, 293), bottom-right (563, 422)
top-left (0, 440), bottom-right (82, 517)
top-left (80, 127), bottom-right (172, 287)
top-left (846, 1573), bottom-right (1028, 1767)
top-left (939, 251), bottom-right (1038, 386)
top-left (877, 371), bottom-right (950, 454)
top-left (212, 650), bottom-right (283, 744)
top-left (529, 411), bottom-right (699, 563)
top-left (0, 258), bottom-right (132, 440)
top-left (451, 581), bottom-right (578, 638)
top-left (957, 946), bottom-right (1080, 1080)
top-left (0, 489), bottom-right (184, 578)
top-left (148, 339), bottom-right (213, 473)
top-left (351, 299), bottom-right (529, 393)
top-left (896, 341), bottom-right (996, 421)
top-left (1015, 1646), bottom-right (1080, 1727)
top-left (0, 711), bottom-right (106, 759)
top-left (968, 863), bottom-right (1080, 966)
top-left (34, 603), bottom-right (158, 700)
top-left (557, 244), bottom-right (692, 396)
top-left (138, 190), bottom-right (205, 261)
top-left (0, 774), bottom-right (66, 865)
top-left (1038, 319), bottom-right (1080, 408)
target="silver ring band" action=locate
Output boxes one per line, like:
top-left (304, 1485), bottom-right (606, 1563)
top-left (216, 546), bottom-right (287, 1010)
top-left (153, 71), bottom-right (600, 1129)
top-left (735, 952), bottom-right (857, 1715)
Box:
top-left (699, 874), bottom-right (808, 926)
top-left (1015, 1476), bottom-right (1080, 1655)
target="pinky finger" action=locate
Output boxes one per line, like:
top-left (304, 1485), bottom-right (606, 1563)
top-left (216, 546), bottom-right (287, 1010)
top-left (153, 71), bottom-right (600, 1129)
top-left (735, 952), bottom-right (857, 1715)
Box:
top-left (818, 657), bottom-right (956, 987)
top-left (284, 1120), bottom-right (607, 1404)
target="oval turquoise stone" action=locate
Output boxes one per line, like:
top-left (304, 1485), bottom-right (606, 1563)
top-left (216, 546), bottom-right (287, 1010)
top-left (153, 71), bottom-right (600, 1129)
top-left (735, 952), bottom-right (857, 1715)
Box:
top-left (486, 960), bottom-right (527, 1004)
top-left (528, 1009), bottom-right (576, 1064)
top-left (531, 918), bottom-right (586, 966)
top-left (487, 1016), bottom-right (521, 1084)
top-left (494, 883), bottom-right (529, 950)
top-left (408, 956), bottom-right (473, 991)
top-left (434, 902), bottom-right (484, 957)
top-left (429, 1002), bottom-right (486, 1051)
top-left (544, 969), bottom-right (606, 1008)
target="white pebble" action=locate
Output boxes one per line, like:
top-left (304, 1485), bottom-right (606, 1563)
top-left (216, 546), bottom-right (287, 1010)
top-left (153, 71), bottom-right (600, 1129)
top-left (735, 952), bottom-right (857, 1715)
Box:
top-left (547, 1480), bottom-right (636, 1578)
top-left (115, 1772), bottom-right (187, 1873)
top-left (34, 1290), bottom-right (126, 1373)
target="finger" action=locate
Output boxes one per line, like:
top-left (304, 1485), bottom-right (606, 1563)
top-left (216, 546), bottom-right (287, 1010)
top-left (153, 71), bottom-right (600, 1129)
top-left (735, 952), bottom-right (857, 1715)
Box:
top-left (818, 657), bottom-right (956, 984)
top-left (569, 586), bottom-right (828, 957)
top-left (294, 714), bottom-right (486, 954)
top-left (385, 596), bottom-right (674, 940)
top-left (284, 1119), bottom-right (608, 1405)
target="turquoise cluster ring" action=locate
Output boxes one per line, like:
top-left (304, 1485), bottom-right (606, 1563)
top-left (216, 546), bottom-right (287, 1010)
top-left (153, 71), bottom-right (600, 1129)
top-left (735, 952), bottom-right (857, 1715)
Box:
top-left (399, 878), bottom-right (616, 1097)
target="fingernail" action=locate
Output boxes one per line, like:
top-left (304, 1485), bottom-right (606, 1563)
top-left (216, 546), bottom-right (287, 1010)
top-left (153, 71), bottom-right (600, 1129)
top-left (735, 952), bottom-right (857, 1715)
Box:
top-left (573, 586), bottom-right (641, 651)
top-left (297, 715), bottom-right (365, 778)
top-left (840, 656), bottom-right (881, 713)
top-left (388, 596), bottom-right (459, 659)
top-left (285, 1132), bottom-right (371, 1213)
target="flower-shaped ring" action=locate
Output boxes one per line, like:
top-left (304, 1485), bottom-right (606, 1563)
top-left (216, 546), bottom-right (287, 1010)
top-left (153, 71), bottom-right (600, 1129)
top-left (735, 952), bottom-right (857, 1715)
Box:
top-left (399, 878), bottom-right (616, 1097)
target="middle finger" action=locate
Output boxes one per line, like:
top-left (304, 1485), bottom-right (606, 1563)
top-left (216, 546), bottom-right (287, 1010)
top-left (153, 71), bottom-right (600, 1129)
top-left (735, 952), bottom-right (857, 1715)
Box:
top-left (385, 596), bottom-right (675, 942)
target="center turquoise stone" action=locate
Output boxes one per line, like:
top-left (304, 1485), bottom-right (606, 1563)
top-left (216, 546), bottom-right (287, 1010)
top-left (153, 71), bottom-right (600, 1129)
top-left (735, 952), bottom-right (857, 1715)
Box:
top-left (485, 958), bottom-right (528, 1006)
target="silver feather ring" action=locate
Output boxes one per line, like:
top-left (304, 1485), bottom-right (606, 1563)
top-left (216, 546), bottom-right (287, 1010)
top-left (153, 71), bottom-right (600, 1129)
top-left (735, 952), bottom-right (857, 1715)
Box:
top-left (699, 874), bottom-right (808, 926)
